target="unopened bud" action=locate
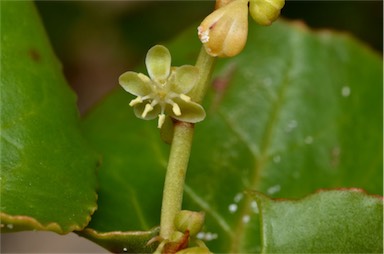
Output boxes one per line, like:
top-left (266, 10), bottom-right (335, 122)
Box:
top-left (174, 210), bottom-right (205, 237)
top-left (249, 0), bottom-right (285, 26)
top-left (169, 231), bottom-right (185, 242)
top-left (215, 0), bottom-right (235, 9)
top-left (198, 0), bottom-right (248, 58)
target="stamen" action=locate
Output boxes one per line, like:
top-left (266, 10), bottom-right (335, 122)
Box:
top-left (142, 104), bottom-right (154, 118)
top-left (172, 103), bottom-right (181, 116)
top-left (150, 100), bottom-right (159, 107)
top-left (129, 96), bottom-right (143, 106)
top-left (157, 114), bottom-right (166, 128)
top-left (179, 94), bottom-right (191, 102)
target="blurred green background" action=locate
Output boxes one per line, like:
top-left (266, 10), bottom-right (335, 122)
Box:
top-left (35, 1), bottom-right (382, 114)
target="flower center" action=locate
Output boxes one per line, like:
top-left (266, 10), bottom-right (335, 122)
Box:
top-left (128, 76), bottom-right (194, 128)
top-left (156, 90), bottom-right (168, 101)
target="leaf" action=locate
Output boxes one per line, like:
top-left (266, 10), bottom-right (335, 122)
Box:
top-left (79, 91), bottom-right (166, 252)
top-left (80, 20), bottom-right (382, 252)
top-left (184, 22), bottom-right (383, 252)
top-left (253, 189), bottom-right (383, 253)
top-left (77, 227), bottom-right (160, 253)
top-left (0, 1), bottom-right (98, 234)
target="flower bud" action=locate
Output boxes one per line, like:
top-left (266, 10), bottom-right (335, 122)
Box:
top-left (215, 0), bottom-right (235, 9)
top-left (249, 0), bottom-right (285, 26)
top-left (174, 210), bottom-right (205, 237)
top-left (169, 231), bottom-right (185, 242)
top-left (198, 0), bottom-right (248, 57)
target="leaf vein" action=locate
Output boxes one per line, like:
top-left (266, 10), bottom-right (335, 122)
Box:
top-left (218, 111), bottom-right (260, 159)
top-left (184, 184), bottom-right (233, 236)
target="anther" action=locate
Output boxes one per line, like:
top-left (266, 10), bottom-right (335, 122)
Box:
top-left (180, 94), bottom-right (191, 102)
top-left (129, 96), bottom-right (143, 106)
top-left (142, 104), bottom-right (154, 117)
top-left (172, 103), bottom-right (181, 116)
top-left (157, 114), bottom-right (166, 128)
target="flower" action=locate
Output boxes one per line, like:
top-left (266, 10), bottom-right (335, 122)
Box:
top-left (198, 0), bottom-right (285, 57)
top-left (198, 0), bottom-right (249, 58)
top-left (249, 0), bottom-right (285, 26)
top-left (119, 45), bottom-right (206, 128)
top-left (174, 210), bottom-right (205, 237)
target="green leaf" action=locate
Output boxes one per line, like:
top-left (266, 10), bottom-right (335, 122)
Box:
top-left (80, 91), bottom-right (166, 252)
top-left (80, 20), bottom-right (382, 252)
top-left (253, 189), bottom-right (383, 253)
top-left (0, 1), bottom-right (98, 234)
top-left (77, 227), bottom-right (160, 253)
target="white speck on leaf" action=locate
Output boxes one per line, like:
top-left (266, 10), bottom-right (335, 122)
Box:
top-left (228, 203), bottom-right (238, 213)
top-left (197, 232), bottom-right (218, 241)
top-left (304, 136), bottom-right (314, 144)
top-left (234, 192), bottom-right (243, 203)
top-left (285, 120), bottom-right (298, 132)
top-left (251, 201), bottom-right (259, 214)
top-left (267, 185), bottom-right (281, 195)
top-left (341, 86), bottom-right (351, 97)
top-left (273, 155), bottom-right (281, 164)
top-left (242, 215), bottom-right (251, 224)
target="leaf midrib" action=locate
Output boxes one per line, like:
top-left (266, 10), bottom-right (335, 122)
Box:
top-left (226, 36), bottom-right (300, 252)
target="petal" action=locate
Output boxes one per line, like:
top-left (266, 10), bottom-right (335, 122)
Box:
top-left (145, 45), bottom-right (171, 83)
top-left (170, 65), bottom-right (199, 94)
top-left (133, 103), bottom-right (161, 120)
top-left (119, 71), bottom-right (152, 96)
top-left (169, 98), bottom-right (206, 123)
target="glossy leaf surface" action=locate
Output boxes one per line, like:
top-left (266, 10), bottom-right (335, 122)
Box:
top-left (254, 189), bottom-right (383, 253)
top-left (0, 2), bottom-right (98, 234)
top-left (81, 20), bottom-right (382, 252)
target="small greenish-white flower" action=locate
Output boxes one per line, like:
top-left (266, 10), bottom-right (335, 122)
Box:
top-left (119, 45), bottom-right (205, 128)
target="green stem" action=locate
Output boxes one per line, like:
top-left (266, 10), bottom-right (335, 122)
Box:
top-left (159, 47), bottom-right (216, 239)
top-left (159, 121), bottom-right (194, 238)
top-left (193, 47), bottom-right (216, 104)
